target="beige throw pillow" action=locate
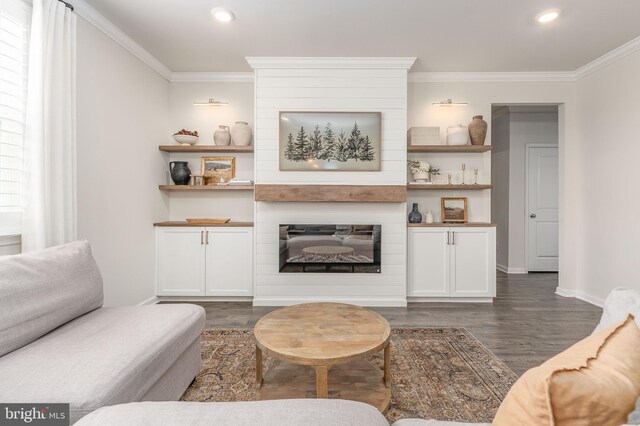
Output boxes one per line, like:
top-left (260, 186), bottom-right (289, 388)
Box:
top-left (494, 315), bottom-right (640, 426)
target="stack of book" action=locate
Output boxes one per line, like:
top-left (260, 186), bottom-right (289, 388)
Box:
top-left (228, 178), bottom-right (254, 186)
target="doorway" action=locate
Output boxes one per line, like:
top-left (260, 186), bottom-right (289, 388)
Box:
top-left (491, 105), bottom-right (559, 274)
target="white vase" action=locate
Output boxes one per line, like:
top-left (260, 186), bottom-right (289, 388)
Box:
top-left (413, 171), bottom-right (430, 183)
top-left (447, 124), bottom-right (469, 146)
top-left (425, 210), bottom-right (434, 224)
top-left (231, 121), bottom-right (252, 146)
top-left (213, 125), bottom-right (231, 146)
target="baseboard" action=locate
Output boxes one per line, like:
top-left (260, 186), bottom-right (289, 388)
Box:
top-left (137, 296), bottom-right (160, 306)
top-left (555, 287), bottom-right (604, 308)
top-left (157, 296), bottom-right (254, 303)
top-left (497, 264), bottom-right (527, 274)
top-left (252, 297), bottom-right (408, 307)
top-left (408, 297), bottom-right (494, 303)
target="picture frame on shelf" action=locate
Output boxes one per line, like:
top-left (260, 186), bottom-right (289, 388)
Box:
top-left (442, 197), bottom-right (468, 223)
top-left (279, 111), bottom-right (381, 171)
top-left (201, 156), bottom-right (235, 185)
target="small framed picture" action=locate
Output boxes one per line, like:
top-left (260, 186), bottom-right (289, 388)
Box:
top-left (441, 197), bottom-right (468, 223)
top-left (201, 156), bottom-right (235, 185)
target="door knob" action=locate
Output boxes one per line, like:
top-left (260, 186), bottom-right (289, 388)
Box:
top-left (530, 214), bottom-right (537, 218)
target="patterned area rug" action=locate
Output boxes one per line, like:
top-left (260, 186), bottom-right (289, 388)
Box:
top-left (181, 328), bottom-right (518, 423)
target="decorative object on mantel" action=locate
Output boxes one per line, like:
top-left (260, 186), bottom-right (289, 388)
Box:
top-left (408, 160), bottom-right (439, 183)
top-left (201, 156), bottom-right (235, 185)
top-left (407, 127), bottom-right (441, 146)
top-left (172, 129), bottom-right (199, 145)
top-left (432, 98), bottom-right (468, 107)
top-left (468, 115), bottom-right (488, 145)
top-left (169, 161), bottom-right (191, 185)
top-left (186, 218), bottom-right (231, 224)
top-left (279, 112), bottom-right (381, 171)
top-left (447, 124), bottom-right (469, 146)
top-left (442, 197), bottom-right (468, 223)
top-left (425, 210), bottom-right (434, 224)
top-left (231, 121), bottom-right (252, 146)
top-left (214, 125), bottom-right (231, 146)
top-left (408, 203), bottom-right (423, 223)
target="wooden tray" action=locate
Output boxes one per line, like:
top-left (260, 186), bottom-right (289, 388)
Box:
top-left (185, 218), bottom-right (231, 224)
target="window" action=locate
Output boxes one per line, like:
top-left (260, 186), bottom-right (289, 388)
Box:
top-left (0, 0), bottom-right (30, 235)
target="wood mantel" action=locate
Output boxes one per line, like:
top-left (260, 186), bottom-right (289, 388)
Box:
top-left (254, 185), bottom-right (406, 203)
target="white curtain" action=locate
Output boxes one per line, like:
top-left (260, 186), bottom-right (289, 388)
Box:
top-left (22, 0), bottom-right (77, 251)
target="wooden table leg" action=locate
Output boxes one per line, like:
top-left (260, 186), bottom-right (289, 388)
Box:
top-left (256, 346), bottom-right (263, 386)
top-left (384, 342), bottom-right (391, 388)
top-left (315, 365), bottom-right (329, 398)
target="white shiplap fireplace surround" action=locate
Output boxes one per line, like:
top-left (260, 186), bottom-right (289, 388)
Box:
top-left (248, 57), bottom-right (416, 307)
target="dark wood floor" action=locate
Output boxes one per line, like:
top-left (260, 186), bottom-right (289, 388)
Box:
top-left (193, 271), bottom-right (602, 375)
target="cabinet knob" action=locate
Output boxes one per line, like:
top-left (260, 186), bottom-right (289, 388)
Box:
top-left (530, 214), bottom-right (537, 218)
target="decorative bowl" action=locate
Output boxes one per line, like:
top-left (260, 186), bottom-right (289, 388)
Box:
top-left (172, 134), bottom-right (199, 145)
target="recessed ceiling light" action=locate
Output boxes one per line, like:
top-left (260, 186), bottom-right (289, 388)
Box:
top-left (211, 7), bottom-right (235, 23)
top-left (536, 8), bottom-right (561, 23)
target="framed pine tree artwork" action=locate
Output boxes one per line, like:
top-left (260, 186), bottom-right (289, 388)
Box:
top-left (279, 112), bottom-right (381, 171)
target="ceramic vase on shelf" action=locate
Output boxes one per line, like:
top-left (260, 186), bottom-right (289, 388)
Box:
top-left (408, 203), bottom-right (423, 223)
top-left (214, 125), bottom-right (231, 146)
top-left (231, 121), bottom-right (252, 146)
top-left (413, 171), bottom-right (430, 183)
top-left (425, 210), bottom-right (434, 224)
top-left (169, 161), bottom-right (191, 185)
top-left (468, 115), bottom-right (488, 145)
top-left (447, 124), bottom-right (469, 145)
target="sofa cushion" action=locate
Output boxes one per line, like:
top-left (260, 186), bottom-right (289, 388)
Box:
top-left (75, 400), bottom-right (390, 426)
top-left (0, 304), bottom-right (205, 423)
top-left (493, 316), bottom-right (640, 426)
top-left (0, 241), bottom-right (104, 357)
top-left (593, 287), bottom-right (640, 334)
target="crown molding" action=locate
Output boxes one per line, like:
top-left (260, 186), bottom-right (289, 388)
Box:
top-left (574, 35), bottom-right (640, 80)
top-left (245, 57), bottom-right (417, 70)
top-left (408, 71), bottom-right (575, 83)
top-left (170, 72), bottom-right (254, 83)
top-left (73, 0), bottom-right (172, 81)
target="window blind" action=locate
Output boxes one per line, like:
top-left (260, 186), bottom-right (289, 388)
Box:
top-left (0, 0), bottom-right (30, 234)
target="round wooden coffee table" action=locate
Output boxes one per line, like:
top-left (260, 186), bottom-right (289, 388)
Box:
top-left (254, 302), bottom-right (391, 412)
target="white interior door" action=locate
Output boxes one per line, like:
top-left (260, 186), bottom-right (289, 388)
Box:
top-left (527, 146), bottom-right (559, 271)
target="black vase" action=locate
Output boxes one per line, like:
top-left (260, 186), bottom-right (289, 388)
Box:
top-left (170, 161), bottom-right (191, 185)
top-left (408, 203), bottom-right (423, 223)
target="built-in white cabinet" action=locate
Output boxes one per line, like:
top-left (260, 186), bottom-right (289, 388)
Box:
top-left (408, 226), bottom-right (496, 299)
top-left (156, 226), bottom-right (253, 297)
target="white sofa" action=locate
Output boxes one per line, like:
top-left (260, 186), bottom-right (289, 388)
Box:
top-left (0, 241), bottom-right (206, 424)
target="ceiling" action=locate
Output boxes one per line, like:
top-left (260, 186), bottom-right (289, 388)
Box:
top-left (82, 0), bottom-right (640, 73)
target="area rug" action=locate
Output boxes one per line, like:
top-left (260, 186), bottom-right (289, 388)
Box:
top-left (181, 328), bottom-right (518, 423)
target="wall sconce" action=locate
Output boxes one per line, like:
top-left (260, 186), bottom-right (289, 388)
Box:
top-left (432, 99), bottom-right (467, 106)
top-left (193, 99), bottom-right (229, 106)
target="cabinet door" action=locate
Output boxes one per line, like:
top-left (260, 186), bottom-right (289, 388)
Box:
top-left (205, 228), bottom-right (253, 296)
top-left (450, 228), bottom-right (496, 298)
top-left (408, 228), bottom-right (450, 297)
top-left (156, 227), bottom-right (206, 296)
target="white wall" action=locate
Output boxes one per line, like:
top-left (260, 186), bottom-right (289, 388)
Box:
top-left (76, 18), bottom-right (170, 306)
top-left (408, 81), bottom-right (580, 294)
top-left (491, 108), bottom-right (510, 269)
top-left (573, 49), bottom-right (640, 304)
top-left (167, 82), bottom-right (254, 222)
top-left (252, 65), bottom-right (409, 306)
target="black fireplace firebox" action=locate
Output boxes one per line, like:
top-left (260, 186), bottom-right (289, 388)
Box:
top-left (279, 224), bottom-right (381, 273)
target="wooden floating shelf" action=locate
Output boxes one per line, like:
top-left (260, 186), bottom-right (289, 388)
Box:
top-left (407, 145), bottom-right (493, 153)
top-left (159, 185), bottom-right (254, 191)
top-left (159, 145), bottom-right (254, 153)
top-left (407, 184), bottom-right (493, 190)
top-left (154, 221), bottom-right (254, 227)
top-left (255, 184), bottom-right (406, 203)
top-left (408, 222), bottom-right (496, 228)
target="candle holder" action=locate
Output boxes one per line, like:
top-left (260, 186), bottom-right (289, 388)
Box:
top-left (474, 169), bottom-right (479, 185)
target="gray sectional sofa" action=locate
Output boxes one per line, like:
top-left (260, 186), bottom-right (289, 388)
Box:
top-left (0, 241), bottom-right (205, 424)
